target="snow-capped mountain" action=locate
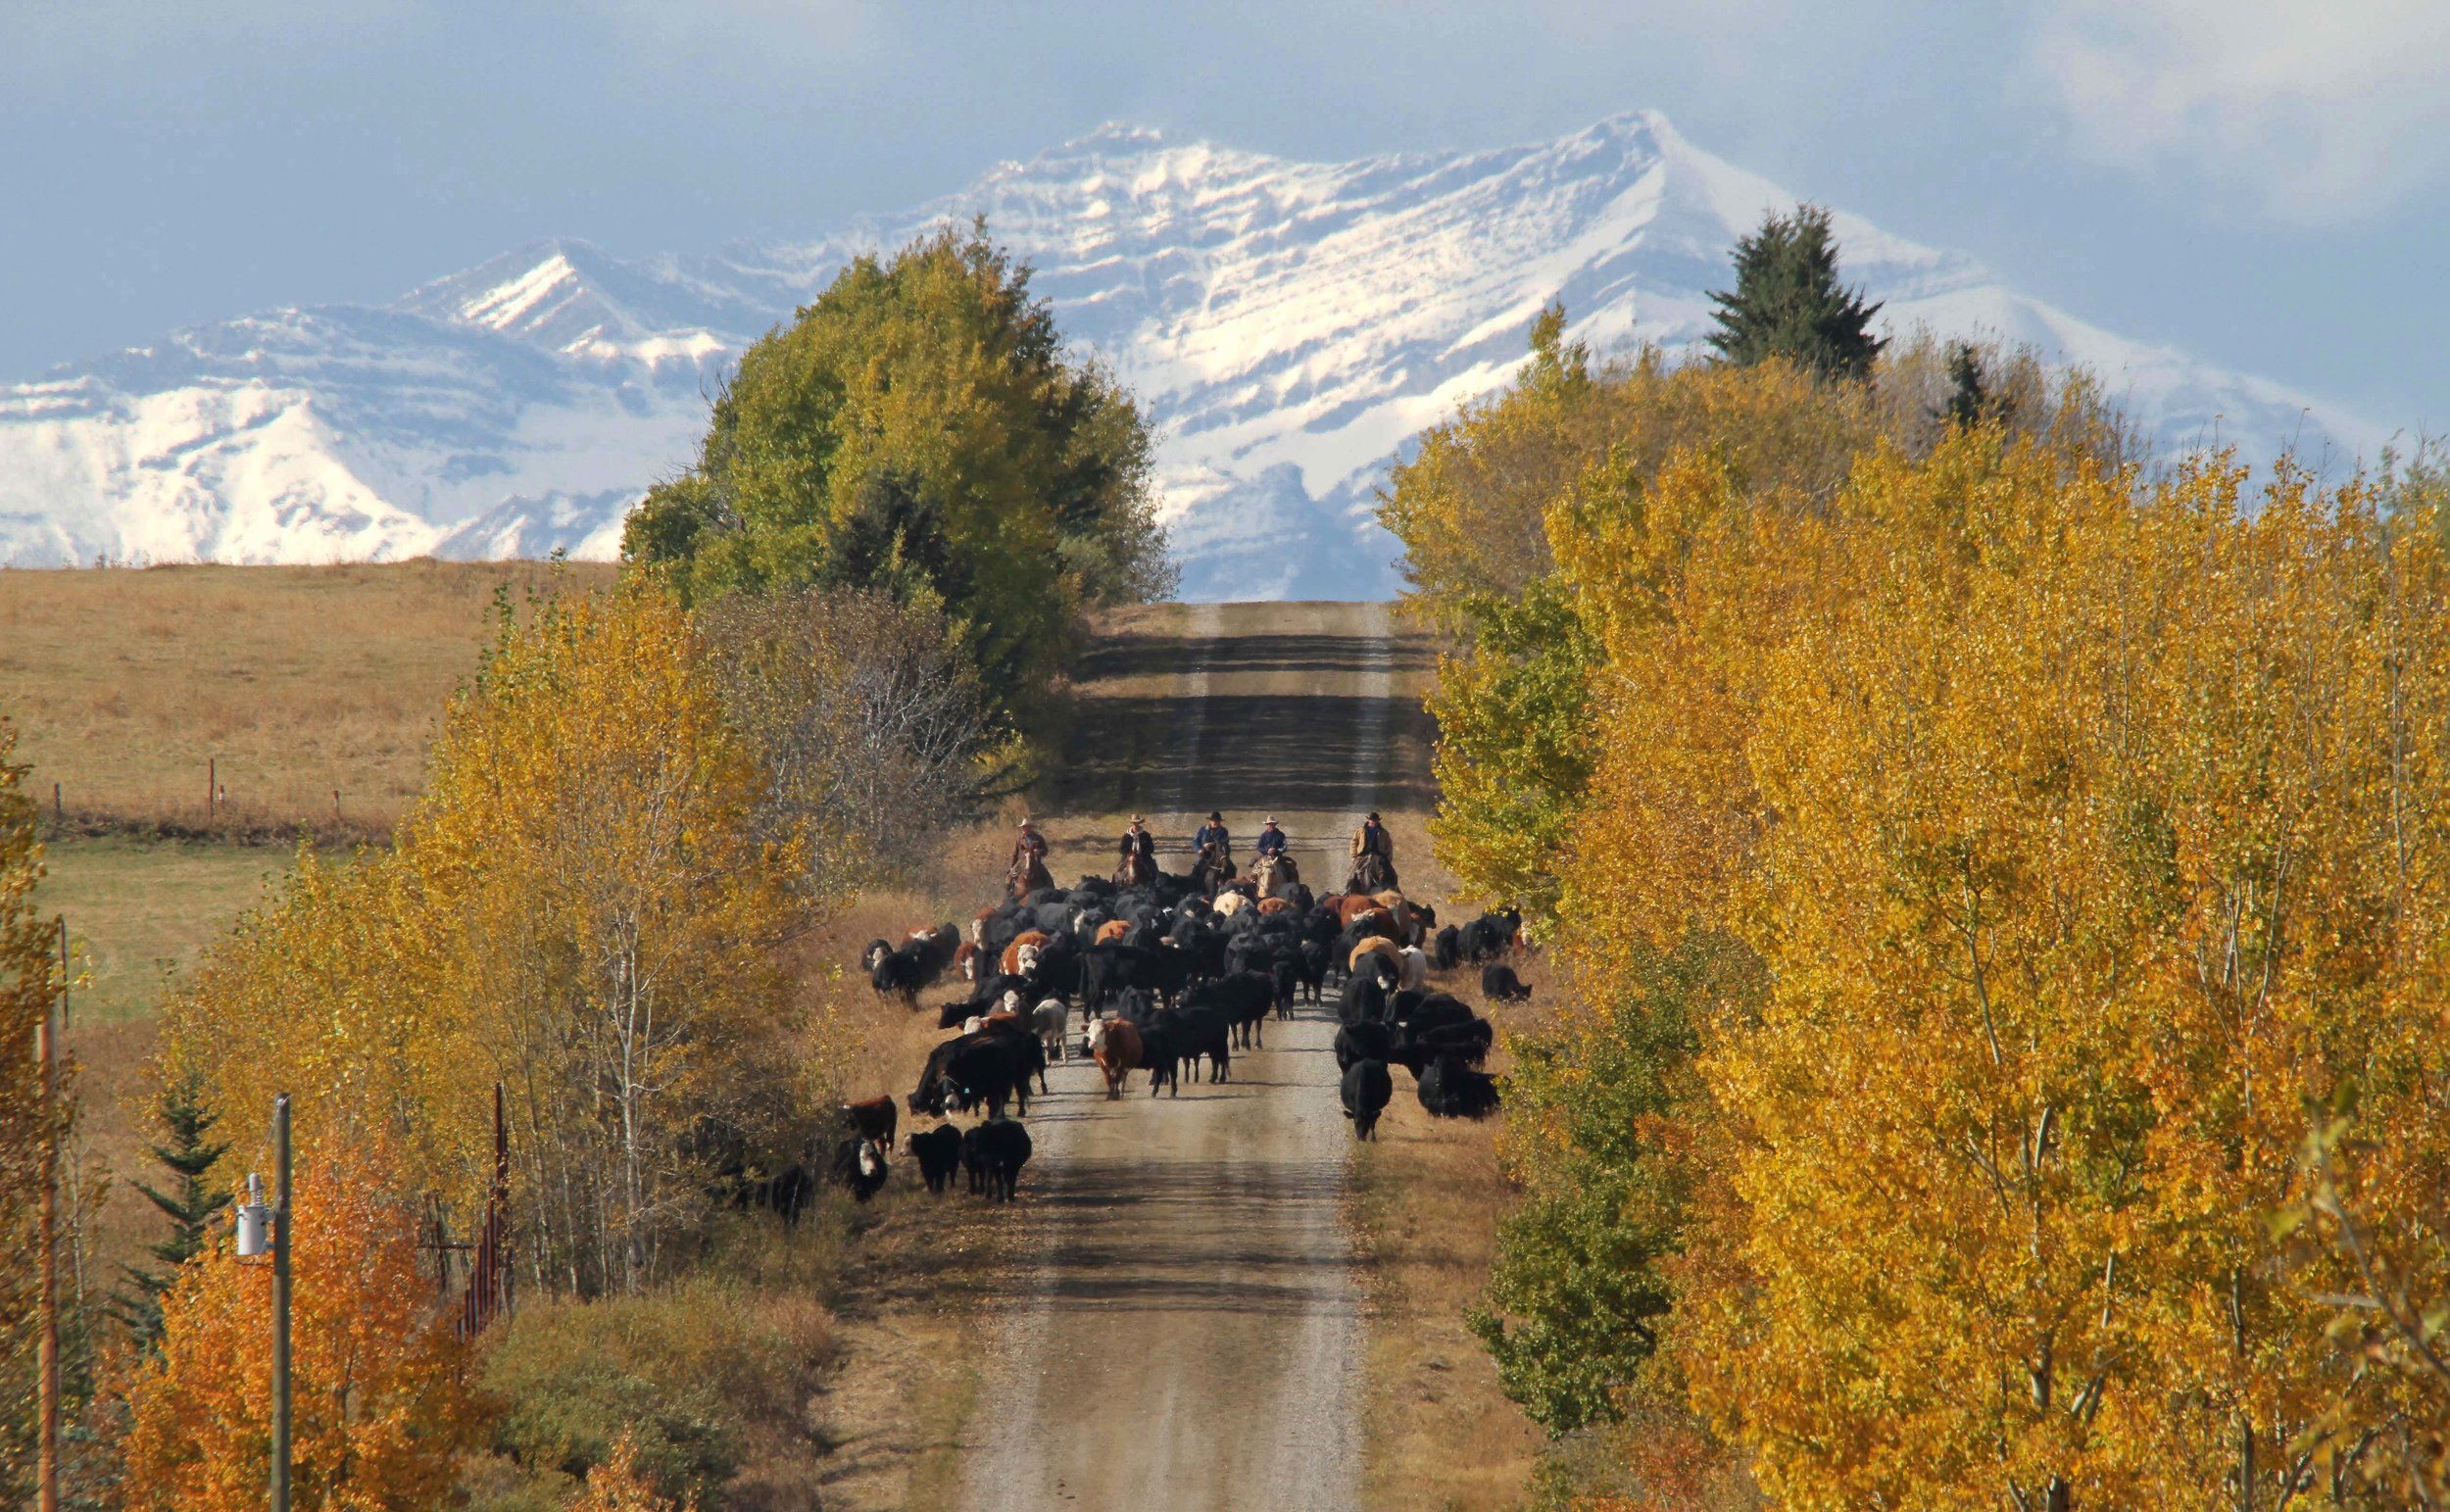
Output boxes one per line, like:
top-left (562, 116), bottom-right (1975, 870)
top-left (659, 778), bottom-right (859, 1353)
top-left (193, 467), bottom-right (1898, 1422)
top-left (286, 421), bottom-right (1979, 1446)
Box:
top-left (0, 112), bottom-right (2386, 598)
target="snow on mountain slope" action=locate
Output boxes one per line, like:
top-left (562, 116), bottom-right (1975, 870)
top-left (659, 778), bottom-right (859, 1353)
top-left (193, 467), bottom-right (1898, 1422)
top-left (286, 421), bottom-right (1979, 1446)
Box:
top-left (0, 112), bottom-right (2386, 595)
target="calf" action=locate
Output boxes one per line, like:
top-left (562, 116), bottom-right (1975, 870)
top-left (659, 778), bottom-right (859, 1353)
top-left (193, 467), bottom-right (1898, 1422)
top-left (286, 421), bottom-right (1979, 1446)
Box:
top-left (1432, 923), bottom-right (1461, 971)
top-left (1271, 960), bottom-right (1299, 1020)
top-left (1031, 999), bottom-right (1071, 1061)
top-left (1297, 940), bottom-right (1331, 1002)
top-left (1138, 1022), bottom-right (1181, 1097)
top-left (1341, 1059), bottom-right (1394, 1141)
top-left (1396, 946), bottom-right (1430, 993)
top-left (1481, 962), bottom-right (1533, 1002)
top-left (1091, 1017), bottom-right (1144, 1099)
top-left (963, 1118), bottom-right (1034, 1201)
top-left (1417, 1054), bottom-right (1502, 1119)
top-left (830, 1137), bottom-right (889, 1201)
top-left (907, 1124), bottom-right (963, 1195)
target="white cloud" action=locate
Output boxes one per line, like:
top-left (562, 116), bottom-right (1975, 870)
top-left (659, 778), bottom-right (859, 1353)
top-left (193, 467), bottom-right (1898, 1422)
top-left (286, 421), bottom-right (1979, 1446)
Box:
top-left (2028, 0), bottom-right (2450, 219)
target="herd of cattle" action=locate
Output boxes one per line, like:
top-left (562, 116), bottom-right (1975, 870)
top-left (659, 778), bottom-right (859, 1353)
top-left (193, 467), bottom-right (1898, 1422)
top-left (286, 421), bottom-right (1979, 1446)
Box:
top-left (829, 860), bottom-right (1531, 1206)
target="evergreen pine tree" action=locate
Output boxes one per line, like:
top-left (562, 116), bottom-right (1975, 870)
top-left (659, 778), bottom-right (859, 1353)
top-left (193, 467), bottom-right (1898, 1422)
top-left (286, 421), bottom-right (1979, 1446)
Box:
top-left (111, 1068), bottom-right (227, 1349)
top-left (1940, 340), bottom-right (1991, 429)
top-left (1705, 204), bottom-right (1886, 380)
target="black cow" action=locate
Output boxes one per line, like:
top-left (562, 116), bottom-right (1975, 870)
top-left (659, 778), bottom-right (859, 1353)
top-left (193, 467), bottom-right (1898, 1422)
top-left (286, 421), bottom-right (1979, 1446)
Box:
top-left (1459, 910), bottom-right (1523, 964)
top-left (1271, 959), bottom-right (1299, 1020)
top-left (963, 1118), bottom-right (1034, 1201)
top-left (1432, 924), bottom-right (1461, 971)
top-left (1138, 1022), bottom-right (1181, 1097)
top-left (1160, 1003), bottom-right (1233, 1084)
top-left (1334, 1019), bottom-right (1395, 1073)
top-left (1481, 963), bottom-right (1533, 1002)
top-left (906, 925), bottom-right (961, 983)
top-left (1395, 1017), bottom-right (1494, 1073)
top-left (870, 949), bottom-right (924, 1003)
top-left (909, 1028), bottom-right (1034, 1119)
top-left (1337, 969), bottom-right (1390, 1026)
top-left (1400, 993), bottom-right (1478, 1033)
top-left (1417, 1054), bottom-right (1501, 1119)
top-left (1188, 971), bottom-right (1276, 1049)
top-left (1296, 939), bottom-right (1331, 1002)
top-left (1341, 1059), bottom-right (1394, 1141)
top-left (907, 1124), bottom-right (963, 1195)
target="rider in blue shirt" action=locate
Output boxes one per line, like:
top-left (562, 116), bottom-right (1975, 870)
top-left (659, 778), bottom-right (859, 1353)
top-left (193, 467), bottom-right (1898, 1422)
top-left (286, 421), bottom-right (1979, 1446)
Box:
top-left (1193, 810), bottom-right (1232, 855)
top-left (1254, 816), bottom-right (1288, 858)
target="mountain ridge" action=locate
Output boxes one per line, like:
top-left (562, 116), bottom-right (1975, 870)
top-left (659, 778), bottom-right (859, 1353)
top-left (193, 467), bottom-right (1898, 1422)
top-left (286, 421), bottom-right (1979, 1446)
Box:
top-left (0, 112), bottom-right (2385, 595)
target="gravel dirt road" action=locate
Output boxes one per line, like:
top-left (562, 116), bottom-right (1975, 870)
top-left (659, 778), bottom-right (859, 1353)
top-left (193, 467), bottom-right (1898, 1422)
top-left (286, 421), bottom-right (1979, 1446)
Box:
top-left (957, 602), bottom-right (1435, 1511)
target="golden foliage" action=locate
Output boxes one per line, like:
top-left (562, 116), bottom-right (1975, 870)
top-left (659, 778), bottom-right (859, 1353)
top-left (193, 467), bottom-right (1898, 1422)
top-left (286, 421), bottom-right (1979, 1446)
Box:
top-left (162, 577), bottom-right (815, 1298)
top-left (567, 1431), bottom-right (696, 1512)
top-left (119, 1139), bottom-right (484, 1511)
top-left (0, 720), bottom-right (69, 1496)
top-left (1525, 422), bottom-right (2450, 1506)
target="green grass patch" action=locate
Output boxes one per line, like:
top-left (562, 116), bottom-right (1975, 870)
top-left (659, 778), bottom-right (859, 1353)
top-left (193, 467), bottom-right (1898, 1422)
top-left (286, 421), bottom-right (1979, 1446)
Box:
top-left (39, 835), bottom-right (298, 1023)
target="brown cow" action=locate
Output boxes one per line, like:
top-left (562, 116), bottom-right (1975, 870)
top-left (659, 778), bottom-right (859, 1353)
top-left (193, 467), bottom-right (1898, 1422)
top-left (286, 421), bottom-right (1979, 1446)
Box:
top-left (1348, 936), bottom-right (1402, 977)
top-left (1255, 897), bottom-right (1294, 917)
top-left (1332, 893), bottom-right (1385, 927)
top-left (1000, 929), bottom-right (1053, 977)
top-left (842, 1097), bottom-right (899, 1151)
top-left (1090, 1017), bottom-right (1143, 1099)
top-left (1348, 907), bottom-right (1396, 943)
top-left (954, 941), bottom-right (980, 983)
top-left (1095, 919), bottom-right (1130, 945)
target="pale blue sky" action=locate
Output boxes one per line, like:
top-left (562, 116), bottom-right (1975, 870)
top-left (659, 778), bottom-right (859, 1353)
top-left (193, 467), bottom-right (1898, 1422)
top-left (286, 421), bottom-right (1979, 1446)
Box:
top-left (3, 1), bottom-right (2442, 438)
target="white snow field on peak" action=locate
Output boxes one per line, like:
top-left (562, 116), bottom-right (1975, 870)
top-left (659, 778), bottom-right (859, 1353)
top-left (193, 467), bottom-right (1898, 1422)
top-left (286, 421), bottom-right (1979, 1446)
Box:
top-left (0, 112), bottom-right (2383, 599)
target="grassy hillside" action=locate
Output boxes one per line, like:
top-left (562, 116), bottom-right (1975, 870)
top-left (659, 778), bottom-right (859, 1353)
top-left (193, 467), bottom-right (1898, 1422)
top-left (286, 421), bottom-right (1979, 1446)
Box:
top-left (0, 558), bottom-right (616, 833)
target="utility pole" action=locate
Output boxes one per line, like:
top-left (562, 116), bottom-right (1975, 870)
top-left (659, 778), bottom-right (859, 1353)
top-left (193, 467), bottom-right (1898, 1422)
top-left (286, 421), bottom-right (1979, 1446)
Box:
top-left (34, 986), bottom-right (58, 1512)
top-left (271, 1094), bottom-right (293, 1512)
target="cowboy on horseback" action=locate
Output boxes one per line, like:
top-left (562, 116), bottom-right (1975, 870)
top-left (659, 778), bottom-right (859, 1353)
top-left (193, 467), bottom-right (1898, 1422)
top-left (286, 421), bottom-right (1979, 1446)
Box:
top-left (1115, 815), bottom-right (1158, 889)
top-left (1252, 815), bottom-right (1298, 893)
top-left (1191, 810), bottom-right (1234, 894)
top-left (1008, 817), bottom-right (1053, 898)
top-left (1346, 810), bottom-right (1397, 894)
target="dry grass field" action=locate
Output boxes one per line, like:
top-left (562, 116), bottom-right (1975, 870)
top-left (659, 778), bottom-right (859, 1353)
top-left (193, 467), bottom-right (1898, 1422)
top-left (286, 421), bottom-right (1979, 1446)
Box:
top-left (0, 559), bottom-right (615, 832)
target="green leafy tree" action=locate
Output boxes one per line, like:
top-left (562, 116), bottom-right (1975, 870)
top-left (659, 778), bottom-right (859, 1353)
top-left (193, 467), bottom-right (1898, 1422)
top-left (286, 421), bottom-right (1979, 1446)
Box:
top-left (624, 222), bottom-right (1173, 731)
top-left (110, 1067), bottom-right (228, 1350)
top-left (1705, 205), bottom-right (1885, 380)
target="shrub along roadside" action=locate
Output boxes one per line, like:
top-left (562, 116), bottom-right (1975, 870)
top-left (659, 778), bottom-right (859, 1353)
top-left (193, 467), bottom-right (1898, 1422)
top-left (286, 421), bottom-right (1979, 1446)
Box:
top-left (477, 1266), bottom-right (836, 1506)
